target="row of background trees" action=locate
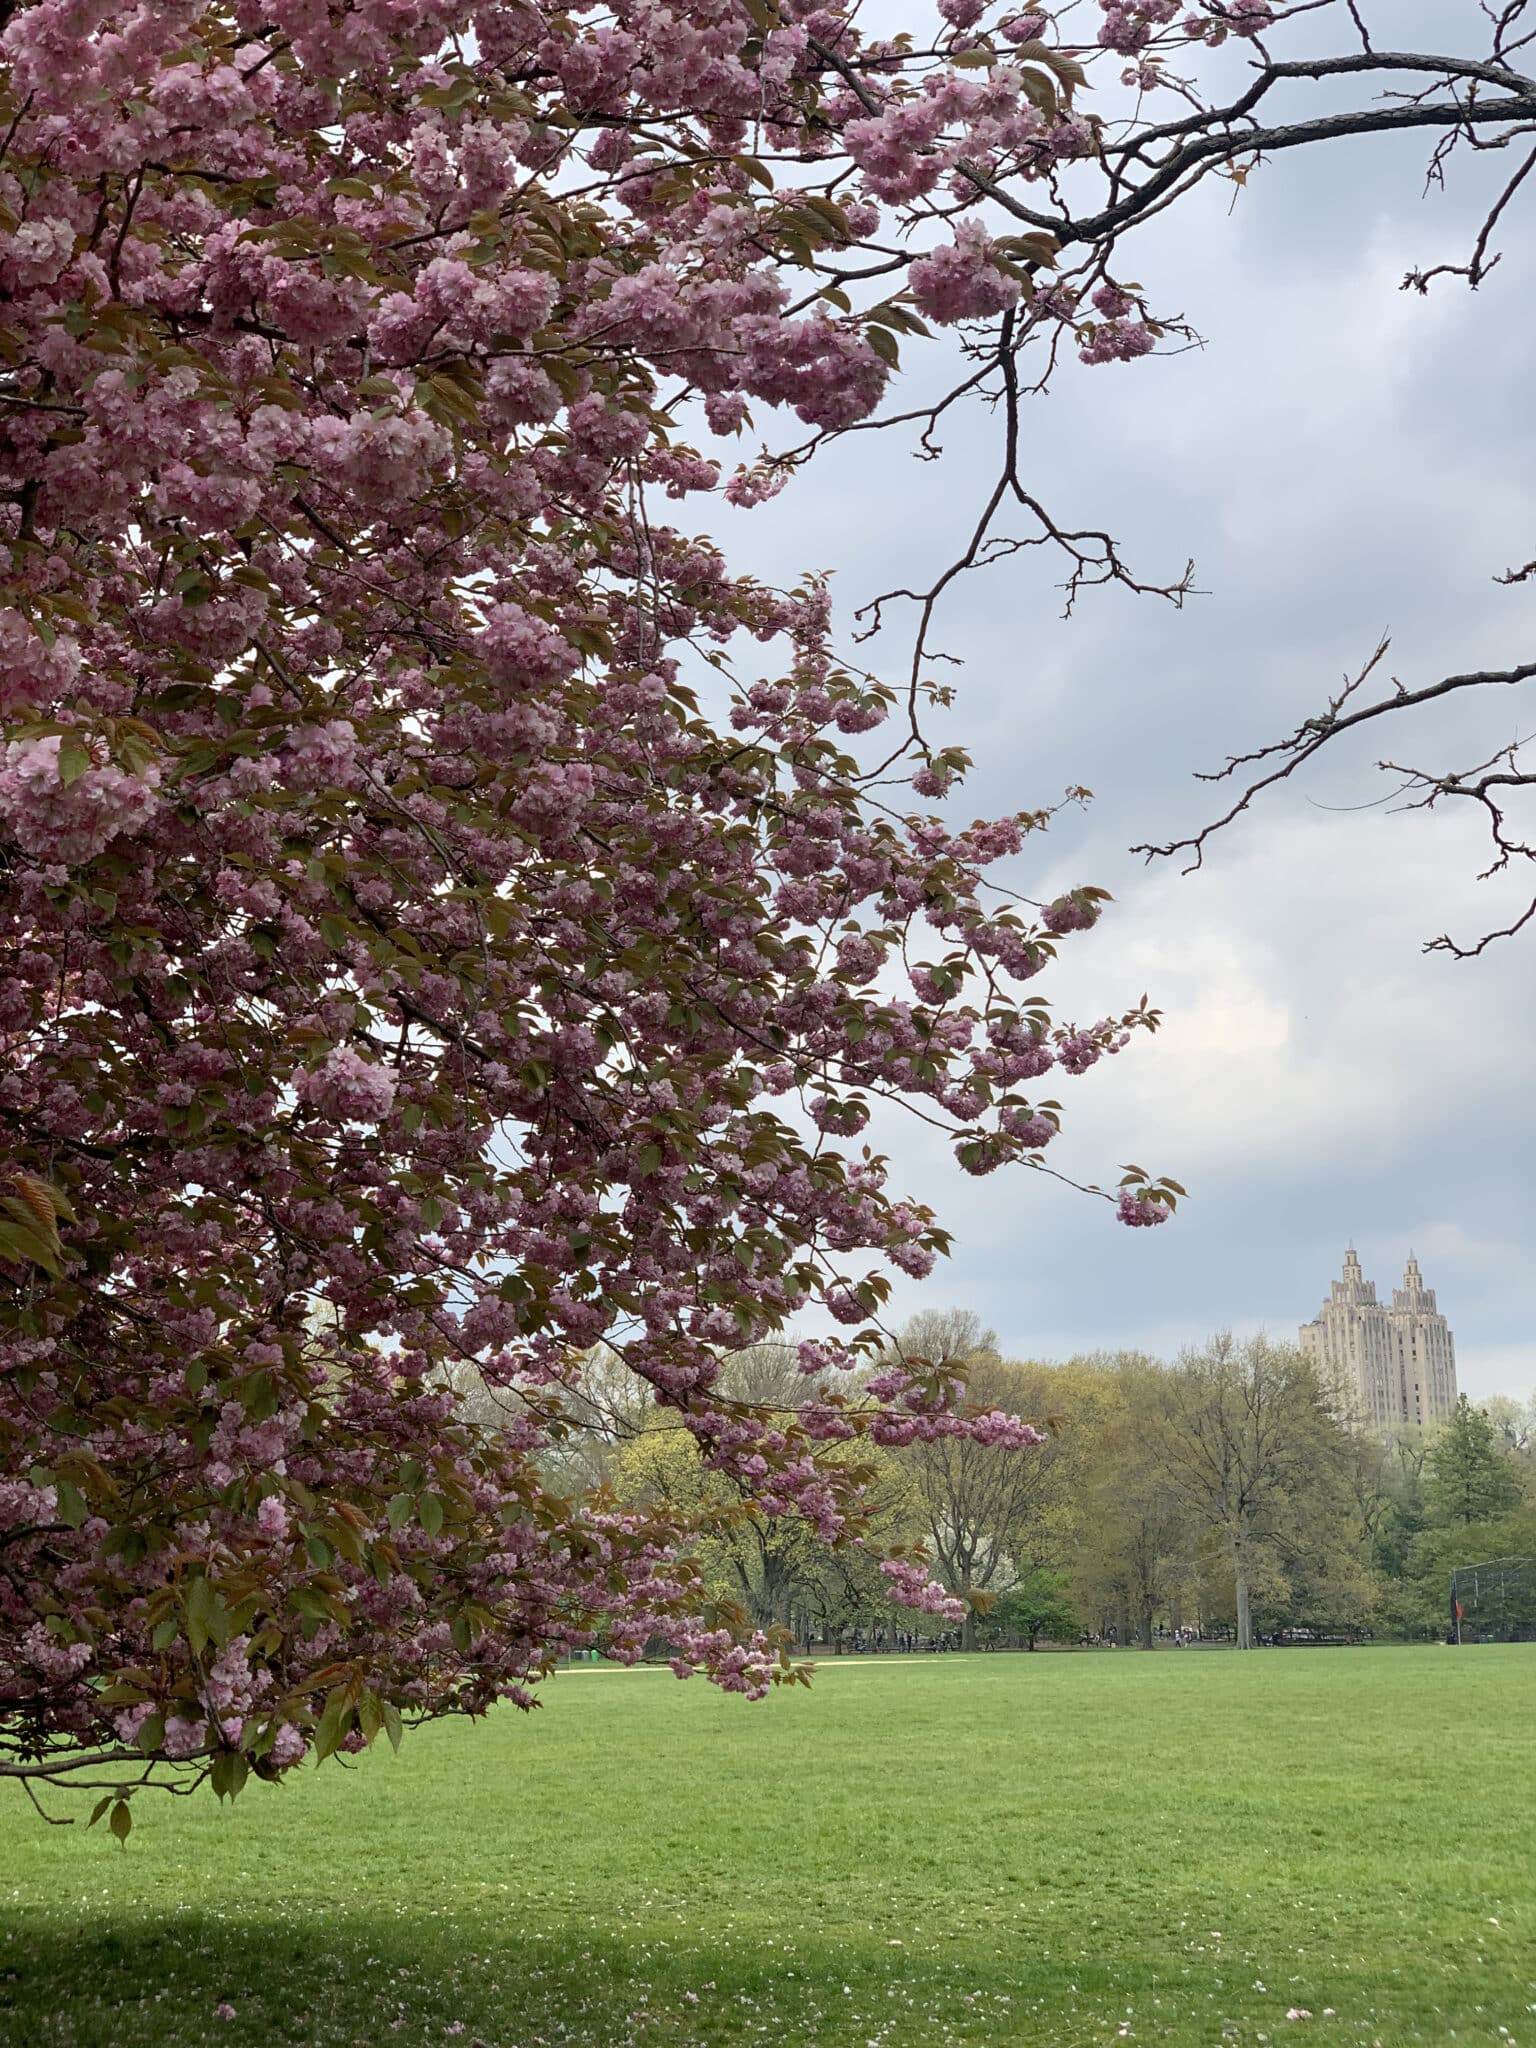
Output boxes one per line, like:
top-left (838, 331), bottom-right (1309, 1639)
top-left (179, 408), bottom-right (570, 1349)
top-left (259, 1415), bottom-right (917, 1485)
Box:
top-left (467, 1313), bottom-right (1536, 1656)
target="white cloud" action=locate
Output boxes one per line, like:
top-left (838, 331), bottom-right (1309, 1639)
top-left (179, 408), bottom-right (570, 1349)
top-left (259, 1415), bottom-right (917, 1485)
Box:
top-left (719, 44), bottom-right (1536, 1394)
top-left (1457, 1346), bottom-right (1536, 1406)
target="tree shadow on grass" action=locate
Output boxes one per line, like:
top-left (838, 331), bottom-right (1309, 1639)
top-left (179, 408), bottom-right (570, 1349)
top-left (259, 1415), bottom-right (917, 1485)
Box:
top-left (0, 1906), bottom-right (1083, 2048)
top-left (14, 1900), bottom-right (1478, 2048)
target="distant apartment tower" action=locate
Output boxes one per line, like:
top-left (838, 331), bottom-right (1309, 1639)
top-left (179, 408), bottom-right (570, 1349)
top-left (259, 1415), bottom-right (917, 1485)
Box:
top-left (1299, 1249), bottom-right (1458, 1429)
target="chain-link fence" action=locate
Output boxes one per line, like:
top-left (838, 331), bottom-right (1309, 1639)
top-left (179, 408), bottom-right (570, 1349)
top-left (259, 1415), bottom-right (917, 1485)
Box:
top-left (1450, 1558), bottom-right (1536, 1644)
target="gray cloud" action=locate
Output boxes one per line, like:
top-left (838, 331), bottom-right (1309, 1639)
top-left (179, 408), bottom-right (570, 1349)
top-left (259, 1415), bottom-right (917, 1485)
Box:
top-left (714, 41), bottom-right (1536, 1398)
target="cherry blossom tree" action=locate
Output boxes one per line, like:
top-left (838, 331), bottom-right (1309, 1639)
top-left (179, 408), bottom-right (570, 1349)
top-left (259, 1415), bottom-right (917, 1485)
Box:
top-left (1, 0), bottom-right (1523, 1822)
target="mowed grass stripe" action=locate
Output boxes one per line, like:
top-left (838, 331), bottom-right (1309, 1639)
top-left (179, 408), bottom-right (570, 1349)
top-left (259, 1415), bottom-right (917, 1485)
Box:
top-left (2, 1647), bottom-right (1532, 2047)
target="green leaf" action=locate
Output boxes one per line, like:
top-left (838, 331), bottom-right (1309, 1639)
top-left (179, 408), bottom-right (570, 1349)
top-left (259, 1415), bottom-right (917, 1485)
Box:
top-left (417, 1492), bottom-right (445, 1539)
top-left (151, 1616), bottom-right (179, 1652)
top-left (313, 1687), bottom-right (353, 1762)
top-left (1015, 65), bottom-right (1059, 115)
top-left (109, 1799), bottom-right (133, 1844)
top-left (0, 1209), bottom-right (64, 1278)
top-left (136, 1712), bottom-right (166, 1756)
top-left (54, 1479), bottom-right (87, 1528)
top-left (385, 1492), bottom-right (413, 1531)
top-left (996, 231), bottom-right (1060, 269)
top-left (101, 1523), bottom-right (148, 1566)
top-left (88, 1795), bottom-right (113, 1828)
top-left (57, 733), bottom-right (93, 786)
top-left (210, 1750), bottom-right (249, 1803)
top-left (185, 1574), bottom-right (219, 1659)
top-left (243, 1369), bottom-right (278, 1422)
top-left (380, 1699), bottom-right (403, 1753)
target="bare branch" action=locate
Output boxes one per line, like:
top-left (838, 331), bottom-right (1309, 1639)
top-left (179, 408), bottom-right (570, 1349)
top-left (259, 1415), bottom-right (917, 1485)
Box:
top-left (1403, 138), bottom-right (1536, 290)
top-left (1136, 648), bottom-right (1536, 877)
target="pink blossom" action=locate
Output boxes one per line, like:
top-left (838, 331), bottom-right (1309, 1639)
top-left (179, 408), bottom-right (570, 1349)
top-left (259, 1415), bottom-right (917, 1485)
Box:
top-left (1042, 892), bottom-right (1101, 934)
top-left (305, 410), bottom-right (451, 507)
top-left (1080, 319), bottom-right (1158, 364)
top-left (282, 722), bottom-right (360, 792)
top-left (270, 1725), bottom-right (309, 1769)
top-left (909, 223), bottom-right (1021, 326)
top-left (0, 735), bottom-right (161, 867)
top-left (881, 1559), bottom-right (967, 1619)
top-left (162, 1715), bottom-right (206, 1761)
top-left (1225, 0), bottom-right (1273, 35)
top-left (1002, 1109), bottom-right (1057, 1147)
top-left (298, 1047), bottom-right (398, 1124)
top-left (1092, 282), bottom-right (1135, 320)
top-left (113, 1701), bottom-right (157, 1745)
top-left (0, 610), bottom-right (82, 714)
top-left (256, 1495), bottom-right (290, 1539)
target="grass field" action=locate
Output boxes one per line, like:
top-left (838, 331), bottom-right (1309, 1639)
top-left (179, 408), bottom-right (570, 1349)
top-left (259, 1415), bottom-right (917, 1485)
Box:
top-left (3, 1646), bottom-right (1533, 2048)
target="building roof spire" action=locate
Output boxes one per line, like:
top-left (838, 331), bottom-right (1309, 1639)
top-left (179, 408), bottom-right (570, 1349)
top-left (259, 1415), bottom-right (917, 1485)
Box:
top-left (1302, 1246), bottom-right (1456, 1431)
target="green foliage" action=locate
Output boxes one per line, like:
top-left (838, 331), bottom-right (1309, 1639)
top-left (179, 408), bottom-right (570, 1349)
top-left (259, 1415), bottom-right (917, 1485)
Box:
top-left (990, 1569), bottom-right (1078, 1645)
top-left (4, 1651), bottom-right (1534, 2047)
top-left (1402, 1508), bottom-right (1536, 1631)
top-left (590, 1329), bottom-right (1530, 1652)
top-left (1424, 1395), bottom-right (1525, 1527)
top-left (1060, 1353), bottom-right (1194, 1643)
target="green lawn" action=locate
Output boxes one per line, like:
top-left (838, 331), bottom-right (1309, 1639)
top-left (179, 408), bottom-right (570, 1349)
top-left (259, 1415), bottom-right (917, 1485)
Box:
top-left (3, 1647), bottom-right (1533, 2048)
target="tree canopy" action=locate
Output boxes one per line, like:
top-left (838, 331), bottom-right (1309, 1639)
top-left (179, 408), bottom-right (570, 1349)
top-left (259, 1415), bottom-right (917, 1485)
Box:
top-left (1424, 1396), bottom-right (1525, 1529)
top-left (1, 0), bottom-right (1528, 1815)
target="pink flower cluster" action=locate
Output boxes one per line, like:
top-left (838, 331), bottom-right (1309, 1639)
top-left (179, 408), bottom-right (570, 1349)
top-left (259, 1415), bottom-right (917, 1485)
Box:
top-left (1185, 0), bottom-right (1273, 40)
top-left (880, 1559), bottom-right (968, 1620)
top-left (297, 1047), bottom-right (398, 1124)
top-left (0, 736), bottom-right (160, 867)
top-left (1080, 320), bottom-right (1157, 365)
top-left (909, 222), bottom-right (1021, 325)
top-left (1098, 0), bottom-right (1179, 55)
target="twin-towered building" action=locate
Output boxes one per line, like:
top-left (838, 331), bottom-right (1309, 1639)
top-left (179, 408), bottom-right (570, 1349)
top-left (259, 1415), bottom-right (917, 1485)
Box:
top-left (1299, 1249), bottom-right (1459, 1430)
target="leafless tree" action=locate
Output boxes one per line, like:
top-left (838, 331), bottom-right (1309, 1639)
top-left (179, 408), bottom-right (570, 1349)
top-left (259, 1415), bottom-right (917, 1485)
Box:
top-left (886, 1310), bottom-right (1068, 1648)
top-left (1073, 1357), bottom-right (1196, 1647)
top-left (1157, 1334), bottom-right (1345, 1649)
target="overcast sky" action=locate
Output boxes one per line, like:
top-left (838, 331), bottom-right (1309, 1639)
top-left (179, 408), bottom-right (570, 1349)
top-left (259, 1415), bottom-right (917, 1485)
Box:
top-left (715, 11), bottom-right (1536, 1401)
